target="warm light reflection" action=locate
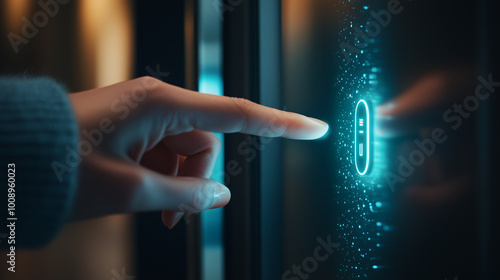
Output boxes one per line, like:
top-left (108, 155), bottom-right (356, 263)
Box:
top-left (78, 0), bottom-right (134, 87)
top-left (282, 1), bottom-right (313, 53)
top-left (3, 0), bottom-right (32, 32)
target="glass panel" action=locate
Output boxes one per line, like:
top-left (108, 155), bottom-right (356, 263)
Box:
top-left (282, 0), bottom-right (482, 279)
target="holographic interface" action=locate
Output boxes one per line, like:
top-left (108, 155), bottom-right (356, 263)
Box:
top-left (355, 99), bottom-right (371, 175)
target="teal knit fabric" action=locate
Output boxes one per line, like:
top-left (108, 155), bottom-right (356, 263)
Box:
top-left (0, 77), bottom-right (78, 248)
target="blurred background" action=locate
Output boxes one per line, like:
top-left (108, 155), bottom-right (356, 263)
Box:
top-left (0, 0), bottom-right (499, 279)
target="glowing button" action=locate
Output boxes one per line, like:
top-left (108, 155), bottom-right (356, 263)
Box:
top-left (355, 100), bottom-right (371, 175)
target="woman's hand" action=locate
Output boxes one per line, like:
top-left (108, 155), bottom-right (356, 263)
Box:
top-left (68, 77), bottom-right (328, 228)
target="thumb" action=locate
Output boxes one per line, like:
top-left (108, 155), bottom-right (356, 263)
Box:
top-left (132, 167), bottom-right (231, 214)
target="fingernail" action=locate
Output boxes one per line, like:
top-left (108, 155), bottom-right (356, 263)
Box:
top-left (166, 212), bottom-right (184, 229)
top-left (211, 185), bottom-right (231, 209)
top-left (303, 117), bottom-right (329, 139)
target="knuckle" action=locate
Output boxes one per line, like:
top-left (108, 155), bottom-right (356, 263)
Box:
top-left (228, 97), bottom-right (254, 131)
top-left (139, 75), bottom-right (161, 87)
top-left (139, 79), bottom-right (175, 110)
top-left (229, 97), bottom-right (254, 110)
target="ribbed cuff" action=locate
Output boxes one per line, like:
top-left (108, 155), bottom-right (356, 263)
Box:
top-left (0, 77), bottom-right (78, 248)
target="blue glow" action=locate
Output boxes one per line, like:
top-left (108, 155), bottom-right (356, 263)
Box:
top-left (334, 1), bottom-right (392, 278)
top-left (199, 73), bottom-right (222, 97)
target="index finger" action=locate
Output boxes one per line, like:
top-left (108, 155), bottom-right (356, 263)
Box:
top-left (157, 83), bottom-right (329, 140)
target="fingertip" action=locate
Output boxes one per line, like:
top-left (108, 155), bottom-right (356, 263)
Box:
top-left (376, 102), bottom-right (406, 137)
top-left (210, 184), bottom-right (231, 209)
top-left (284, 116), bottom-right (330, 140)
top-left (308, 117), bottom-right (330, 139)
top-left (376, 102), bottom-right (395, 118)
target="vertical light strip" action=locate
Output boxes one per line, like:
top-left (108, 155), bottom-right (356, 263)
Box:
top-left (78, 0), bottom-right (134, 87)
top-left (198, 1), bottom-right (224, 280)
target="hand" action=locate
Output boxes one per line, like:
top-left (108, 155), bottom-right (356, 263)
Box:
top-left (377, 68), bottom-right (477, 209)
top-left (68, 77), bottom-right (328, 228)
top-left (377, 68), bottom-right (478, 275)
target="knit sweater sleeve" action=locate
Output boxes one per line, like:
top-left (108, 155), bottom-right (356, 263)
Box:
top-left (0, 77), bottom-right (78, 249)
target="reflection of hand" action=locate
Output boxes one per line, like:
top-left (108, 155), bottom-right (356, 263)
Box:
top-left (68, 77), bottom-right (329, 228)
top-left (377, 68), bottom-right (476, 137)
top-left (377, 68), bottom-right (477, 210)
top-left (377, 68), bottom-right (479, 277)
